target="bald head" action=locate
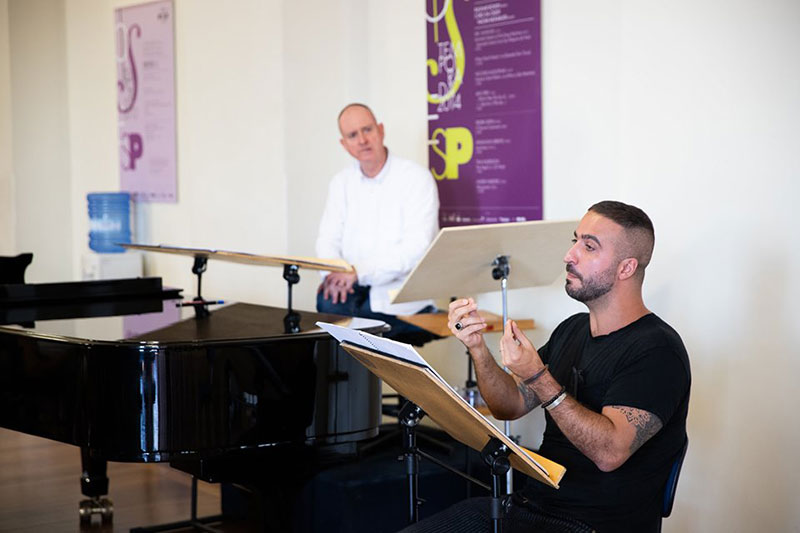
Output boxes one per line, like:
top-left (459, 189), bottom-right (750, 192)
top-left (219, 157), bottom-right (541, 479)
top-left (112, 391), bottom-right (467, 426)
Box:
top-left (337, 103), bottom-right (377, 133)
top-left (588, 201), bottom-right (655, 281)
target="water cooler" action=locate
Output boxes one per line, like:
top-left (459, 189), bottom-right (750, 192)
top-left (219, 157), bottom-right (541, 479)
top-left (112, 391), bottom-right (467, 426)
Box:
top-left (82, 192), bottom-right (143, 281)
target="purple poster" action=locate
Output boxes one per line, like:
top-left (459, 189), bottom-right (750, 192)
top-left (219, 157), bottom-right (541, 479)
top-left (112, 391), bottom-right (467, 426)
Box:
top-left (427, 0), bottom-right (542, 226)
top-left (116, 0), bottom-right (177, 203)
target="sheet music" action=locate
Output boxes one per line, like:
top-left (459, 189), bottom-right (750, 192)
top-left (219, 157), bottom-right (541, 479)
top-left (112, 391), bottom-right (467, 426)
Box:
top-left (317, 321), bottom-right (443, 378)
top-left (316, 321), bottom-right (375, 350)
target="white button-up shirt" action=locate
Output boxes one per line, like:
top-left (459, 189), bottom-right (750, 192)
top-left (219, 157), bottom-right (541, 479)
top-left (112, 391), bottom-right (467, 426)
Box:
top-left (316, 153), bottom-right (439, 315)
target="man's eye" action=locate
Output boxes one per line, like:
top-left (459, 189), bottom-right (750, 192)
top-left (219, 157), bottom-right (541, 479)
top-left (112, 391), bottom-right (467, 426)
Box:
top-left (585, 244), bottom-right (594, 251)
top-left (571, 238), bottom-right (577, 244)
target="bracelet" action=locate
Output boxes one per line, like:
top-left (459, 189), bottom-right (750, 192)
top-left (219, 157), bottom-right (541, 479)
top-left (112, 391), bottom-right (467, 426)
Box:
top-left (541, 387), bottom-right (567, 411)
top-left (545, 391), bottom-right (568, 411)
top-left (522, 365), bottom-right (549, 386)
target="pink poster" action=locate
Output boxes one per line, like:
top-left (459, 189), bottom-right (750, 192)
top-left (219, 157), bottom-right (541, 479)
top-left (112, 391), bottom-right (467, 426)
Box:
top-left (116, 0), bottom-right (177, 203)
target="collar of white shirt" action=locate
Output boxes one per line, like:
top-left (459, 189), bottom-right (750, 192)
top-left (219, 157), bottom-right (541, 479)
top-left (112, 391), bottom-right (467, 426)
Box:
top-left (357, 150), bottom-right (392, 184)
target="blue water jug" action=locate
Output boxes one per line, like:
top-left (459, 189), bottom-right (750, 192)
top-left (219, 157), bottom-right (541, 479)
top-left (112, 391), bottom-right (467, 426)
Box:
top-left (88, 192), bottom-right (131, 253)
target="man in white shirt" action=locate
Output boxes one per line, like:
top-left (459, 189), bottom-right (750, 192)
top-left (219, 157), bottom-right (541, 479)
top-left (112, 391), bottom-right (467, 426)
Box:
top-left (315, 103), bottom-right (440, 342)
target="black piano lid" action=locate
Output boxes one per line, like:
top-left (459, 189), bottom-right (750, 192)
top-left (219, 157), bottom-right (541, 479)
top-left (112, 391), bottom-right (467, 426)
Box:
top-left (0, 300), bottom-right (386, 346)
top-left (0, 277), bottom-right (387, 344)
top-left (0, 277), bottom-right (182, 327)
top-left (0, 277), bottom-right (171, 304)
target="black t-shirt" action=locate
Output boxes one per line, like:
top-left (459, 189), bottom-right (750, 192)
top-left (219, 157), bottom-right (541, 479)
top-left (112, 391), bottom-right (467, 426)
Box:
top-left (522, 313), bottom-right (691, 532)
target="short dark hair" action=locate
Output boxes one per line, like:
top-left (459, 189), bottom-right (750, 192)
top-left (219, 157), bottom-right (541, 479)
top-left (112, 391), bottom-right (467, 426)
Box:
top-left (589, 200), bottom-right (655, 275)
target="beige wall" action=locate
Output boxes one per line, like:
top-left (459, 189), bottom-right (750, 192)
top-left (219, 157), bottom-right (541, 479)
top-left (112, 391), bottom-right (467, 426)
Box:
top-left (3, 0), bottom-right (800, 530)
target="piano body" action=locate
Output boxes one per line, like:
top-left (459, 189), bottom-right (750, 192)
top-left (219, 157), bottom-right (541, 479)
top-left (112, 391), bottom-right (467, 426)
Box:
top-left (0, 277), bottom-right (385, 529)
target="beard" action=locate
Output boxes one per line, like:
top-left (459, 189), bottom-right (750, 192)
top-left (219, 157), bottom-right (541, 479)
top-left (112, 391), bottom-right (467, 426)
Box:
top-left (565, 264), bottom-right (615, 303)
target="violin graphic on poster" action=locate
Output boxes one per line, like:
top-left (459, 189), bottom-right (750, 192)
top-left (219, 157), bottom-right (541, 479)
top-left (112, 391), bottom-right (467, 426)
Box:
top-left (115, 20), bottom-right (140, 114)
top-left (427, 0), bottom-right (473, 182)
top-left (427, 0), bottom-right (465, 109)
top-left (116, 19), bottom-right (143, 172)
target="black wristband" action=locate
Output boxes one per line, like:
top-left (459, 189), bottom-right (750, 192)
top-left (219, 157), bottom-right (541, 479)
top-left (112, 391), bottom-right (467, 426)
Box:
top-left (541, 386), bottom-right (567, 409)
top-left (522, 364), bottom-right (549, 386)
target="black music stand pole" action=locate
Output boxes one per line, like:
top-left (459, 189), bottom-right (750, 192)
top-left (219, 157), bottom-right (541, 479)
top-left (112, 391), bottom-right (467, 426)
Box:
top-left (283, 264), bottom-right (301, 333)
top-left (491, 255), bottom-right (515, 493)
top-left (191, 256), bottom-right (210, 318)
top-left (480, 438), bottom-right (511, 533)
top-left (399, 401), bottom-right (427, 524)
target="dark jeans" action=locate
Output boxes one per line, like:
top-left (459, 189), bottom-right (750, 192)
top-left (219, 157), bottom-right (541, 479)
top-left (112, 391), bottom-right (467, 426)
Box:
top-left (316, 283), bottom-right (439, 345)
top-left (396, 495), bottom-right (595, 533)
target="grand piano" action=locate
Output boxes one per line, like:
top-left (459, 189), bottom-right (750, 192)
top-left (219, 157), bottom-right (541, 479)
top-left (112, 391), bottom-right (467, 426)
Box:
top-left (0, 275), bottom-right (386, 530)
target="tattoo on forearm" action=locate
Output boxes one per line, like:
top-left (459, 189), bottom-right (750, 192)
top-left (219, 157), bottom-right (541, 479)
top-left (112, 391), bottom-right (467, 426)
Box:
top-left (611, 406), bottom-right (663, 453)
top-left (517, 382), bottom-right (541, 412)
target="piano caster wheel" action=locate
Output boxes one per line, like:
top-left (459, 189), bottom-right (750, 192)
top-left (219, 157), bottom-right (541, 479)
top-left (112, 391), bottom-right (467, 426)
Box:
top-left (79, 497), bottom-right (114, 525)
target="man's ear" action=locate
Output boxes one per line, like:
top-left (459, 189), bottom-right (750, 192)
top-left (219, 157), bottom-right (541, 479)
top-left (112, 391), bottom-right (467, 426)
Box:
top-left (618, 258), bottom-right (639, 280)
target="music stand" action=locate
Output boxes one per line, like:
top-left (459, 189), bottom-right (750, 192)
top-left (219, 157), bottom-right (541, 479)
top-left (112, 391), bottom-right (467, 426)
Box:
top-left (122, 244), bottom-right (352, 332)
top-left (390, 219), bottom-right (577, 491)
top-left (317, 321), bottom-right (565, 532)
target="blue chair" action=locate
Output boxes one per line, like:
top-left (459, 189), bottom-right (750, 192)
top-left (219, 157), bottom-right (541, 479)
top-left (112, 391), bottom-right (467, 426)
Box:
top-left (659, 436), bottom-right (688, 530)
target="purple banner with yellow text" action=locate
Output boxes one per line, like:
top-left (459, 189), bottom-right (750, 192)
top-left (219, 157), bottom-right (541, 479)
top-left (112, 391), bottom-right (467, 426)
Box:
top-left (427, 0), bottom-right (542, 226)
top-left (116, 0), bottom-right (177, 202)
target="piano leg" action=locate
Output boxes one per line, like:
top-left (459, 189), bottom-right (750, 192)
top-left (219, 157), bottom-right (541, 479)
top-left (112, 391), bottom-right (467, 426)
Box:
top-left (79, 447), bottom-right (113, 525)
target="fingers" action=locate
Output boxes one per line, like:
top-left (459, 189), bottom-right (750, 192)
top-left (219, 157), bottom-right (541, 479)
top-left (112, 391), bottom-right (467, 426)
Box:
top-left (510, 320), bottom-right (533, 348)
top-left (322, 281), bottom-right (332, 301)
top-left (502, 319), bottom-right (515, 340)
top-left (458, 320), bottom-right (487, 336)
top-left (447, 298), bottom-right (489, 345)
top-left (448, 298), bottom-right (478, 325)
top-left (332, 286), bottom-right (348, 304)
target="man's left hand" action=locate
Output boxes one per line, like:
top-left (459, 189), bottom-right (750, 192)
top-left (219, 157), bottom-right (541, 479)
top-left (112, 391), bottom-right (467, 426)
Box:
top-left (500, 319), bottom-right (545, 379)
top-left (320, 271), bottom-right (358, 304)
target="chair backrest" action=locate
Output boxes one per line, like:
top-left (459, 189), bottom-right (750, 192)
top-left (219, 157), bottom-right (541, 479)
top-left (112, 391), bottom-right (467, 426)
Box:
top-left (662, 435), bottom-right (689, 518)
top-left (0, 253), bottom-right (33, 284)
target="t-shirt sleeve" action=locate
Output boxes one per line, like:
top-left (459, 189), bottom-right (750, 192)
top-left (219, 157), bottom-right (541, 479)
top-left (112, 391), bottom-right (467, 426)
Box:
top-left (602, 346), bottom-right (689, 425)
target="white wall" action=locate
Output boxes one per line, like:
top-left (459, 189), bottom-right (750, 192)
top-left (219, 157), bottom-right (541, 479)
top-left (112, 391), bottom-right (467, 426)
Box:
top-left (6, 0), bottom-right (72, 280)
top-left (0, 0), bottom-right (13, 254)
top-left (3, 0), bottom-right (800, 530)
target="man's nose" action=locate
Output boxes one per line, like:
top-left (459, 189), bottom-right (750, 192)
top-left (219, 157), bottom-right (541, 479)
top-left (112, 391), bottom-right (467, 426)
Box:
top-left (564, 244), bottom-right (577, 264)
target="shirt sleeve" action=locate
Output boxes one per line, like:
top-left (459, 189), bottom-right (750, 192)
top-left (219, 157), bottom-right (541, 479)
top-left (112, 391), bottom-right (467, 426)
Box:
top-left (602, 346), bottom-right (689, 425)
top-left (355, 167), bottom-right (439, 287)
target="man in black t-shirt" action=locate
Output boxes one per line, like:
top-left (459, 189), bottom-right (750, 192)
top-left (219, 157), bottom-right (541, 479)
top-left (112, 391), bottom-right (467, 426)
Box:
top-left (402, 201), bottom-right (690, 532)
